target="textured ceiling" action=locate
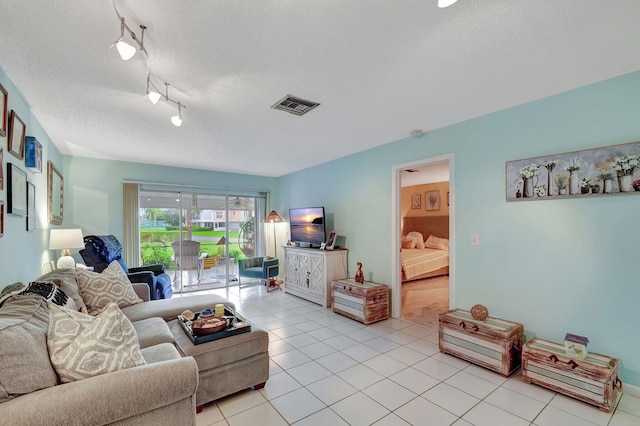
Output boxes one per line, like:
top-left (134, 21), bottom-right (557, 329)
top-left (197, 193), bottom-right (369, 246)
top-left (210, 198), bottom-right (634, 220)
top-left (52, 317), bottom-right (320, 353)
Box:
top-left (1, 1), bottom-right (639, 177)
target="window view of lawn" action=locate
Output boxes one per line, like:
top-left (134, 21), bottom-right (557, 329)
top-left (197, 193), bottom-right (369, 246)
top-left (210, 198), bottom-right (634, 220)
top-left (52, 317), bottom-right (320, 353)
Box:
top-left (140, 228), bottom-right (245, 268)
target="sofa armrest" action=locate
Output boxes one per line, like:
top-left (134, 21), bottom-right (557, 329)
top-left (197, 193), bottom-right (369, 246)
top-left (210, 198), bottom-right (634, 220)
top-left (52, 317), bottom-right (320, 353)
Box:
top-left (0, 357), bottom-right (198, 425)
top-left (132, 282), bottom-right (151, 302)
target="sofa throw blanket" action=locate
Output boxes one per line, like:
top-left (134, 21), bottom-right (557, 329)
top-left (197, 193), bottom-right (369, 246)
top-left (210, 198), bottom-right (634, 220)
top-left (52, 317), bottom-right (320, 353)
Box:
top-left (0, 281), bottom-right (77, 311)
top-left (84, 235), bottom-right (123, 263)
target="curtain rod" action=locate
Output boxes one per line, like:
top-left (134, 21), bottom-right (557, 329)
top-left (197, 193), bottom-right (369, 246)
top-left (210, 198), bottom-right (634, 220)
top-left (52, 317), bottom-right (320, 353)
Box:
top-left (122, 179), bottom-right (271, 194)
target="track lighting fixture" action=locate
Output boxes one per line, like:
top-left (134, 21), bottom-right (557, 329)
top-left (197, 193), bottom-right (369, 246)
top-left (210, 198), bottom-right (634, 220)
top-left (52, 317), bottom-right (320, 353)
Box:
top-left (109, 0), bottom-right (187, 126)
top-left (438, 0), bottom-right (458, 7)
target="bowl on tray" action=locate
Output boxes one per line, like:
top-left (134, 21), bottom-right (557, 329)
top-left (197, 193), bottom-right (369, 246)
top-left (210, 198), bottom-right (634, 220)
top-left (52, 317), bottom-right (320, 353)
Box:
top-left (191, 316), bottom-right (228, 335)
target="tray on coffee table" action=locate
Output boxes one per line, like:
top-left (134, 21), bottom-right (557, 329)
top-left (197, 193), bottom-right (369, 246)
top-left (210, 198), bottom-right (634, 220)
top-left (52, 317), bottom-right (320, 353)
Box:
top-left (178, 306), bottom-right (252, 345)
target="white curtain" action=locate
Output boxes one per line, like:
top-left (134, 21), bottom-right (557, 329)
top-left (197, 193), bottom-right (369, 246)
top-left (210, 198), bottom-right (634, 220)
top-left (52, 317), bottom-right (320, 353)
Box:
top-left (122, 182), bottom-right (140, 266)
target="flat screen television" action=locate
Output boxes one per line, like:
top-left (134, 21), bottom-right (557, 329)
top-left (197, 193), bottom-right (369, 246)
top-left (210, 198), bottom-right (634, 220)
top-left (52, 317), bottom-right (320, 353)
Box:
top-left (289, 207), bottom-right (326, 248)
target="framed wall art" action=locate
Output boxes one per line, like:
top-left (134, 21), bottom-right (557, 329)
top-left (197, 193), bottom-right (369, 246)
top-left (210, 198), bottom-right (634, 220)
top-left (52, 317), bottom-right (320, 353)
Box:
top-left (25, 136), bottom-right (43, 173)
top-left (8, 110), bottom-right (26, 160)
top-left (506, 140), bottom-right (640, 201)
top-left (411, 194), bottom-right (421, 209)
top-left (48, 161), bottom-right (64, 224)
top-left (0, 148), bottom-right (4, 191)
top-left (425, 190), bottom-right (440, 211)
top-left (0, 83), bottom-right (7, 137)
top-left (8, 163), bottom-right (27, 216)
top-left (0, 200), bottom-right (4, 237)
top-left (27, 182), bottom-right (36, 231)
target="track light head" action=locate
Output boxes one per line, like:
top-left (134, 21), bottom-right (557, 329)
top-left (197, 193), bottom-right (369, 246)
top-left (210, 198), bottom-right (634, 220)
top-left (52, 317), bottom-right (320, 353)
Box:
top-left (438, 0), bottom-right (458, 7)
top-left (110, 17), bottom-right (136, 60)
top-left (145, 74), bottom-right (161, 104)
top-left (116, 40), bottom-right (136, 60)
top-left (171, 102), bottom-right (183, 127)
top-left (147, 91), bottom-right (161, 104)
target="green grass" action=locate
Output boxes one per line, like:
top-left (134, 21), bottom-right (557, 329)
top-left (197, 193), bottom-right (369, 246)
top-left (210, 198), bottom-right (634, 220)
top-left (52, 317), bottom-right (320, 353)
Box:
top-left (140, 230), bottom-right (245, 267)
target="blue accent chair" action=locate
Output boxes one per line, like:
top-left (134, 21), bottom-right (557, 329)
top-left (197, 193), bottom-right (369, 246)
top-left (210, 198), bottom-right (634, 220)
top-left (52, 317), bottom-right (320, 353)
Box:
top-left (79, 235), bottom-right (173, 300)
top-left (238, 257), bottom-right (279, 287)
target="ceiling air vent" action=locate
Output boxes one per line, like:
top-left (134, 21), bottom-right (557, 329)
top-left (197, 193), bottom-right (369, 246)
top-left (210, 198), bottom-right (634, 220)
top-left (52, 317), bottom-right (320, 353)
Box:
top-left (271, 95), bottom-right (320, 116)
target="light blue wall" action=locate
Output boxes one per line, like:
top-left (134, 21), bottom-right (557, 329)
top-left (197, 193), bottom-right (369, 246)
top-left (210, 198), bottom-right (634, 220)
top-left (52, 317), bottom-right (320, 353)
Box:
top-left (62, 156), bottom-right (280, 241)
top-left (278, 71), bottom-right (640, 386)
top-left (0, 67), bottom-right (63, 283)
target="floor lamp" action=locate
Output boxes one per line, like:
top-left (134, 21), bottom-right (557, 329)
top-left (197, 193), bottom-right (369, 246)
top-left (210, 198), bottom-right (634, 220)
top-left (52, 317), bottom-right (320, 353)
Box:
top-left (264, 210), bottom-right (284, 258)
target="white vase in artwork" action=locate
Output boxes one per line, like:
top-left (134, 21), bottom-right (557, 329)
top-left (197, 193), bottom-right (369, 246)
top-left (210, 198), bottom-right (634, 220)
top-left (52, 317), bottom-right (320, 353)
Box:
top-left (604, 179), bottom-right (613, 194)
top-left (524, 178), bottom-right (534, 198)
top-left (569, 170), bottom-right (579, 195)
top-left (618, 175), bottom-right (632, 192)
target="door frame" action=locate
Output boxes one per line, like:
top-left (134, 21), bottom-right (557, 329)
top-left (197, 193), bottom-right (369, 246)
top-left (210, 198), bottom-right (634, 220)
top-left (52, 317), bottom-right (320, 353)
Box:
top-left (390, 153), bottom-right (455, 318)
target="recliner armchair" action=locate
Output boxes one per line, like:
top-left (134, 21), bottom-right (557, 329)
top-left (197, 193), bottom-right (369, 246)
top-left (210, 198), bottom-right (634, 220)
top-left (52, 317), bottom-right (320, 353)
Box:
top-left (238, 257), bottom-right (279, 287)
top-left (79, 235), bottom-right (173, 300)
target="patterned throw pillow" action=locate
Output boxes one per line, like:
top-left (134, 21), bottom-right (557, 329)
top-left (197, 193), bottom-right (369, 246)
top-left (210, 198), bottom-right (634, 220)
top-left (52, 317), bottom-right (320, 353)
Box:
top-left (76, 261), bottom-right (143, 315)
top-left (47, 303), bottom-right (146, 383)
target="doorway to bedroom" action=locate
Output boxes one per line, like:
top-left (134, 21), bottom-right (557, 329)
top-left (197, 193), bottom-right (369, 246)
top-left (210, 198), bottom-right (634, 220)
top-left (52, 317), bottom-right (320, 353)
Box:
top-left (396, 157), bottom-right (452, 326)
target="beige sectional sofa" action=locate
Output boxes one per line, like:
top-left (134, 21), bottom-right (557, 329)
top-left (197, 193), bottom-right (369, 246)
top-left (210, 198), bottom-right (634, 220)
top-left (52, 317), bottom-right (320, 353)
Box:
top-left (0, 267), bottom-right (269, 425)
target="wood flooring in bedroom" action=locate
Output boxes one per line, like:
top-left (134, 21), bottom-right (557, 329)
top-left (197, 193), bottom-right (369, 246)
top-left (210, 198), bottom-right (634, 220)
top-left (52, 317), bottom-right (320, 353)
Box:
top-left (401, 275), bottom-right (449, 327)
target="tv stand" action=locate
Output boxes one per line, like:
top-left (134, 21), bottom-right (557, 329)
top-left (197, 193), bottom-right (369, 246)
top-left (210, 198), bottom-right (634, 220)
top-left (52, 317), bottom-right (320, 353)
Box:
top-left (284, 246), bottom-right (348, 308)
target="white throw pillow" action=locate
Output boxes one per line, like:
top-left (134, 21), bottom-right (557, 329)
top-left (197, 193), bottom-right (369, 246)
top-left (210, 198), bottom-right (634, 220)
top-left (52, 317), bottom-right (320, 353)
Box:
top-left (76, 261), bottom-right (142, 315)
top-left (425, 235), bottom-right (450, 251)
top-left (406, 232), bottom-right (425, 249)
top-left (47, 303), bottom-right (145, 383)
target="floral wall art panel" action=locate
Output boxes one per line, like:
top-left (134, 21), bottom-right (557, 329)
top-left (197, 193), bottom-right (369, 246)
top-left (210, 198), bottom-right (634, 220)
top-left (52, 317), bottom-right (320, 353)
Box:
top-left (506, 140), bottom-right (640, 201)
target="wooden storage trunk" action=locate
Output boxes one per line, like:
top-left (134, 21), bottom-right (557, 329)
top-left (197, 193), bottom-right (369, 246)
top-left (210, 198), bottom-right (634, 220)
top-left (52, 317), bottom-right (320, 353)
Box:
top-left (331, 279), bottom-right (389, 324)
top-left (522, 338), bottom-right (622, 413)
top-left (438, 309), bottom-right (524, 377)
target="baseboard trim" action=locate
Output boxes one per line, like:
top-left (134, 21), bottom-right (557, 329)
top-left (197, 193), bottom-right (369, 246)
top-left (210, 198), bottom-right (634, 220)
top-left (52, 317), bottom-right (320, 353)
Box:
top-left (623, 382), bottom-right (640, 397)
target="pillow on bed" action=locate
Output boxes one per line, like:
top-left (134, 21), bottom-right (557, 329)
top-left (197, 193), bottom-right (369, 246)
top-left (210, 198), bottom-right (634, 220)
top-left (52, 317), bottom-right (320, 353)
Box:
top-left (406, 232), bottom-right (425, 249)
top-left (402, 235), bottom-right (417, 249)
top-left (425, 235), bottom-right (449, 251)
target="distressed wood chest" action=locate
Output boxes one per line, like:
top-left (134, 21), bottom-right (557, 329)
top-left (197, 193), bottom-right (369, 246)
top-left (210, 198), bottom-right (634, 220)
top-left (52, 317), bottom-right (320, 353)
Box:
top-left (331, 279), bottom-right (389, 324)
top-left (522, 338), bottom-right (622, 413)
top-left (438, 309), bottom-right (524, 377)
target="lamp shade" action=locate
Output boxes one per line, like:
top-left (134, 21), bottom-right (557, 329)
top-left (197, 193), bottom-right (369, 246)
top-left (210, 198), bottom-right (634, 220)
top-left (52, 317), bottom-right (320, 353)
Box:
top-left (49, 229), bottom-right (85, 251)
top-left (50, 229), bottom-right (85, 269)
top-left (264, 210), bottom-right (284, 223)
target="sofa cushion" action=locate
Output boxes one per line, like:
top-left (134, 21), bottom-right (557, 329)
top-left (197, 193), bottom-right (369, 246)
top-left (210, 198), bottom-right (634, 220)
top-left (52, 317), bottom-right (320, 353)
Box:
top-left (77, 261), bottom-right (143, 315)
top-left (140, 342), bottom-right (182, 364)
top-left (121, 294), bottom-right (234, 323)
top-left (36, 268), bottom-right (88, 313)
top-left (47, 303), bottom-right (146, 383)
top-left (132, 317), bottom-right (175, 349)
top-left (0, 295), bottom-right (59, 403)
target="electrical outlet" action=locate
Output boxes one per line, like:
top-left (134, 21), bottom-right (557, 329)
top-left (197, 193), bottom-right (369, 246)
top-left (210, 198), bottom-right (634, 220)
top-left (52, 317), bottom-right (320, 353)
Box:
top-left (470, 234), bottom-right (480, 246)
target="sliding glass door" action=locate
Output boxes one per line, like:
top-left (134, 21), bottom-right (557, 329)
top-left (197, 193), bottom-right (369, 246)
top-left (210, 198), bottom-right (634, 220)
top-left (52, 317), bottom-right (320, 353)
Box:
top-left (139, 189), bottom-right (264, 293)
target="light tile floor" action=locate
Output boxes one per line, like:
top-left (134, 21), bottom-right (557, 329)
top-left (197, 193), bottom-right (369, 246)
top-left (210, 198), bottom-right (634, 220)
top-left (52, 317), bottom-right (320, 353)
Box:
top-left (187, 285), bottom-right (640, 426)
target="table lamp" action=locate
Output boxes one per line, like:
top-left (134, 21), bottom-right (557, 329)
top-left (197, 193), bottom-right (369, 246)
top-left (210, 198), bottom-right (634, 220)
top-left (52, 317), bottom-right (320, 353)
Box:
top-left (264, 210), bottom-right (284, 258)
top-left (49, 228), bottom-right (85, 269)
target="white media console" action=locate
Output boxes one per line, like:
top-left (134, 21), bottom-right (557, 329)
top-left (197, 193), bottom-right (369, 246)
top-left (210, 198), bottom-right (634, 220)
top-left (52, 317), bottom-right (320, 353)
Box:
top-left (283, 246), bottom-right (348, 308)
